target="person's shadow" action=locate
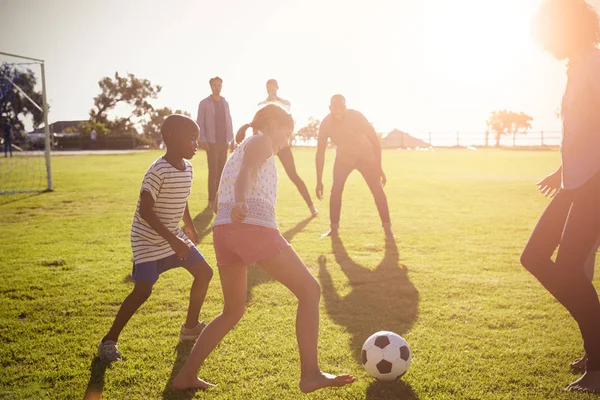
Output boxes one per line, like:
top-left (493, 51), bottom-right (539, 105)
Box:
top-left (192, 206), bottom-right (214, 243)
top-left (319, 235), bottom-right (420, 399)
top-left (161, 341), bottom-right (196, 400)
top-left (246, 215), bottom-right (316, 303)
top-left (82, 357), bottom-right (110, 400)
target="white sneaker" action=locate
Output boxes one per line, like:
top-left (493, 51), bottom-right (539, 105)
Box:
top-left (179, 321), bottom-right (207, 341)
top-left (98, 340), bottom-right (122, 362)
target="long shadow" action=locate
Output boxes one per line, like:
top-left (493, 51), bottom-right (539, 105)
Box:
top-left (319, 235), bottom-right (420, 399)
top-left (0, 191), bottom-right (46, 206)
top-left (161, 341), bottom-right (196, 400)
top-left (82, 357), bottom-right (110, 400)
top-left (246, 215), bottom-right (316, 303)
top-left (192, 206), bottom-right (214, 243)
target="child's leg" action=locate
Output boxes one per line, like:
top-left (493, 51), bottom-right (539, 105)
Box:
top-left (173, 263), bottom-right (247, 390)
top-left (258, 247), bottom-right (355, 393)
top-left (183, 259), bottom-right (214, 329)
top-left (103, 280), bottom-right (153, 343)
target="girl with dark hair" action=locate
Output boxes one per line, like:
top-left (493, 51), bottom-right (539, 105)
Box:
top-left (174, 104), bottom-right (355, 393)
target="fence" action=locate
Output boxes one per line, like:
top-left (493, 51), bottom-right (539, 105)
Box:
top-left (292, 130), bottom-right (562, 149)
top-left (405, 130), bottom-right (562, 148)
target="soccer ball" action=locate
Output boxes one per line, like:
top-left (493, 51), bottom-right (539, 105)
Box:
top-left (361, 331), bottom-right (411, 381)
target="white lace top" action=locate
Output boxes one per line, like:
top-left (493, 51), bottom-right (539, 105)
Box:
top-left (213, 134), bottom-right (278, 229)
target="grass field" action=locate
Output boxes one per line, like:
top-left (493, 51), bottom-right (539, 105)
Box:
top-left (0, 148), bottom-right (598, 400)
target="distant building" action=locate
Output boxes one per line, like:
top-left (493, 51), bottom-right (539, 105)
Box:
top-left (381, 129), bottom-right (429, 149)
top-left (29, 120), bottom-right (86, 148)
top-left (31, 120), bottom-right (86, 135)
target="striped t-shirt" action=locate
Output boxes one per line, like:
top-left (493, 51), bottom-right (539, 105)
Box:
top-left (130, 157), bottom-right (194, 264)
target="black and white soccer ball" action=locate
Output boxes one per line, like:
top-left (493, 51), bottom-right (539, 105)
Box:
top-left (361, 331), bottom-right (411, 381)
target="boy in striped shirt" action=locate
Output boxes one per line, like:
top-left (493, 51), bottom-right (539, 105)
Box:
top-left (98, 114), bottom-right (214, 362)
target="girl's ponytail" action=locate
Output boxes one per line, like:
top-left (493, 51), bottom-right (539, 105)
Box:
top-left (236, 123), bottom-right (252, 144)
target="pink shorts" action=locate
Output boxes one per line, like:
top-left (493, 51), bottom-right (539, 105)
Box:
top-left (213, 223), bottom-right (291, 267)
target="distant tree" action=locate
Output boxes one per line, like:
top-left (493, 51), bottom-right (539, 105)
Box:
top-left (509, 112), bottom-right (533, 146)
top-left (296, 117), bottom-right (321, 142)
top-left (486, 110), bottom-right (510, 147)
top-left (486, 110), bottom-right (533, 147)
top-left (142, 107), bottom-right (191, 143)
top-left (0, 64), bottom-right (44, 139)
top-left (65, 121), bottom-right (109, 137)
top-left (88, 72), bottom-right (161, 136)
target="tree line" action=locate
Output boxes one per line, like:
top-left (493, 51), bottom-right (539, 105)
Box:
top-left (1, 64), bottom-right (537, 148)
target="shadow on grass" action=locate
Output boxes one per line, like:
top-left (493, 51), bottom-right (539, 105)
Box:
top-left (192, 206), bottom-right (214, 243)
top-left (83, 357), bottom-right (110, 400)
top-left (319, 235), bottom-right (420, 398)
top-left (366, 380), bottom-right (420, 400)
top-left (161, 341), bottom-right (196, 400)
top-left (0, 191), bottom-right (46, 206)
top-left (246, 215), bottom-right (316, 303)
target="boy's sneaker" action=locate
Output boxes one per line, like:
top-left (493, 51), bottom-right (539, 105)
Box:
top-left (98, 340), bottom-right (122, 362)
top-left (180, 321), bottom-right (207, 341)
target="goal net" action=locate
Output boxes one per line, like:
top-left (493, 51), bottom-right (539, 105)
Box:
top-left (0, 52), bottom-right (52, 194)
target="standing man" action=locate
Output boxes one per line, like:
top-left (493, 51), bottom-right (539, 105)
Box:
top-left (2, 119), bottom-right (12, 158)
top-left (256, 79), bottom-right (317, 215)
top-left (90, 128), bottom-right (97, 150)
top-left (315, 95), bottom-right (393, 238)
top-left (197, 77), bottom-right (234, 210)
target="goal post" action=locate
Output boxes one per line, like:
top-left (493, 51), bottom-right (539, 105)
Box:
top-left (0, 51), bottom-right (52, 193)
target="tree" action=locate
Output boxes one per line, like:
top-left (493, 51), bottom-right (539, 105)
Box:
top-left (486, 110), bottom-right (533, 147)
top-left (88, 72), bottom-right (161, 136)
top-left (486, 110), bottom-right (510, 147)
top-left (142, 107), bottom-right (191, 143)
top-left (296, 117), bottom-right (321, 143)
top-left (509, 111), bottom-right (533, 146)
top-left (0, 63), bottom-right (44, 142)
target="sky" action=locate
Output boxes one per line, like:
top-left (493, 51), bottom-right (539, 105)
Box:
top-left (2, 0), bottom-right (599, 136)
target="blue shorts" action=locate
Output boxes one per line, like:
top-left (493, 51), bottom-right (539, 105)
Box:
top-left (132, 246), bottom-right (205, 284)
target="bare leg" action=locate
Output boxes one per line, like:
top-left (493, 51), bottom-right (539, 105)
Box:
top-left (103, 281), bottom-right (153, 343)
top-left (183, 260), bottom-right (213, 328)
top-left (173, 264), bottom-right (247, 390)
top-left (258, 247), bottom-right (356, 393)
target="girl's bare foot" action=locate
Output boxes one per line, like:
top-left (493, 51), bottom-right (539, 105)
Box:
top-left (172, 373), bottom-right (216, 391)
top-left (299, 371), bottom-right (356, 393)
top-left (565, 370), bottom-right (600, 392)
top-left (570, 354), bottom-right (587, 373)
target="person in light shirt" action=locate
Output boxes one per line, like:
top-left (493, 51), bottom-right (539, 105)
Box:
top-left (247, 79), bottom-right (317, 216)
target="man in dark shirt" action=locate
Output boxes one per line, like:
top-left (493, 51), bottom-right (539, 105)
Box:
top-left (2, 119), bottom-right (12, 158)
top-left (315, 95), bottom-right (392, 238)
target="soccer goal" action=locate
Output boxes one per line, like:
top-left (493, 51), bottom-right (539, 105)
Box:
top-left (0, 51), bottom-right (52, 194)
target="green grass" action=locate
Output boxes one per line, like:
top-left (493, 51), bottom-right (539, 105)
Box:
top-left (0, 148), bottom-right (597, 399)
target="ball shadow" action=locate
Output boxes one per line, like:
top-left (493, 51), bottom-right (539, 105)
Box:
top-left (319, 235), bottom-right (421, 399)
